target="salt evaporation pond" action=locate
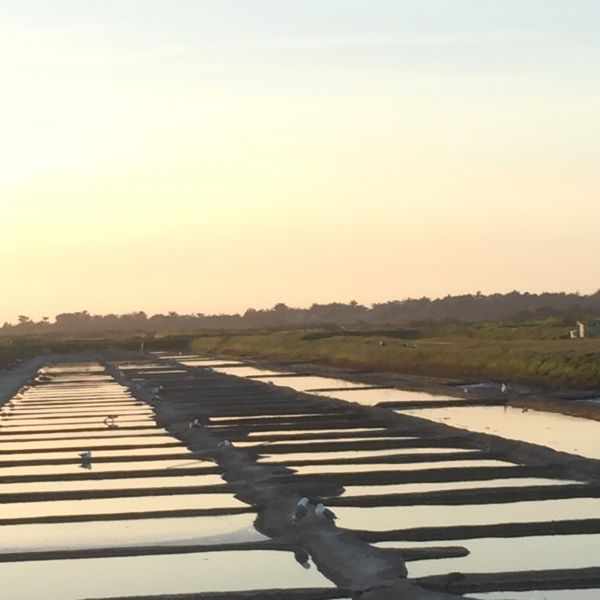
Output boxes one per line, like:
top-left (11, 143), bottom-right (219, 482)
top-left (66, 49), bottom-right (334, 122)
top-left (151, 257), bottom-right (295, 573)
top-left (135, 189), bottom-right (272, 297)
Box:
top-left (0, 550), bottom-right (335, 600)
top-left (336, 498), bottom-right (600, 531)
top-left (339, 477), bottom-right (577, 497)
top-left (403, 406), bottom-right (600, 459)
top-left (289, 458), bottom-right (514, 475)
top-left (318, 387), bottom-right (457, 405)
top-left (467, 591), bottom-right (600, 599)
top-left (381, 534), bottom-right (600, 576)
top-left (0, 514), bottom-right (265, 552)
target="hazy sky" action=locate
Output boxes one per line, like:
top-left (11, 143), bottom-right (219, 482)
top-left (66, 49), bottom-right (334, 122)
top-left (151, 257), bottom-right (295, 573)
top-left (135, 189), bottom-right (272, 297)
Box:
top-left (1, 1), bottom-right (599, 322)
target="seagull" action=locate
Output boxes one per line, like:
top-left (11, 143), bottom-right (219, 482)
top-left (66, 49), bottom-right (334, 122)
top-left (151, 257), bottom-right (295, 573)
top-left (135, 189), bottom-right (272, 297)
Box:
top-left (501, 383), bottom-right (509, 394)
top-left (103, 415), bottom-right (118, 428)
top-left (315, 502), bottom-right (337, 522)
top-left (189, 417), bottom-right (202, 429)
top-left (292, 497), bottom-right (310, 522)
top-left (293, 548), bottom-right (311, 569)
top-left (217, 439), bottom-right (232, 449)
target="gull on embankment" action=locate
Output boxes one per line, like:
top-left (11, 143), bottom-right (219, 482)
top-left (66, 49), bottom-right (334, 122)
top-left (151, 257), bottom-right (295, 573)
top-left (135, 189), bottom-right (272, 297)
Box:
top-left (315, 502), bottom-right (337, 522)
top-left (292, 497), bottom-right (310, 522)
top-left (217, 439), bottom-right (232, 449)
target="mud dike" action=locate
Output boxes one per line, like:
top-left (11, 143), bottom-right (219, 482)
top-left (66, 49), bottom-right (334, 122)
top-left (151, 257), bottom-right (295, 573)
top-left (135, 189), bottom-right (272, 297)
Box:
top-left (0, 354), bottom-right (599, 599)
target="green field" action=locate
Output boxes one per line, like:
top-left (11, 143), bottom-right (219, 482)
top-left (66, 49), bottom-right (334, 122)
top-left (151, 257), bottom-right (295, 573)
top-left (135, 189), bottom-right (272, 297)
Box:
top-left (190, 321), bottom-right (600, 389)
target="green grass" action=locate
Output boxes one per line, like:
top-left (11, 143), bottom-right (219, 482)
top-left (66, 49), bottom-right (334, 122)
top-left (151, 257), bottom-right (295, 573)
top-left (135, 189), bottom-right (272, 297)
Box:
top-left (190, 322), bottom-right (600, 389)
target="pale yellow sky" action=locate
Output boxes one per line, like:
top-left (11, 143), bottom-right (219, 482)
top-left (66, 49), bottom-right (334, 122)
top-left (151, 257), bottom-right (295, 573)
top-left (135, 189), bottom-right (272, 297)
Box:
top-left (1, 2), bottom-right (599, 322)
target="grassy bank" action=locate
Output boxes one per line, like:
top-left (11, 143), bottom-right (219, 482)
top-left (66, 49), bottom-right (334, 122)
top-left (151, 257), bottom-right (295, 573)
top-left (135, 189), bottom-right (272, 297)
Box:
top-left (0, 333), bottom-right (196, 369)
top-left (190, 323), bottom-right (600, 390)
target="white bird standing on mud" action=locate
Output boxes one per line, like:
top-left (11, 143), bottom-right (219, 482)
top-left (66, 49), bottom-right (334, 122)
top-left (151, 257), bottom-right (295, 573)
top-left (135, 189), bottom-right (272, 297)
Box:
top-left (501, 383), bottom-right (509, 394)
top-left (292, 497), bottom-right (310, 522)
top-left (315, 502), bottom-right (337, 522)
top-left (217, 440), bottom-right (232, 449)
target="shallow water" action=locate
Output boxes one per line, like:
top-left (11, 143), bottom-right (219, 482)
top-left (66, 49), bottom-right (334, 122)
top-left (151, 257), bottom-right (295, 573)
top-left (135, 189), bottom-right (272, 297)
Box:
top-left (335, 498), bottom-right (600, 531)
top-left (0, 514), bottom-right (264, 552)
top-left (0, 473), bottom-right (225, 494)
top-left (258, 447), bottom-right (473, 463)
top-left (209, 366), bottom-right (294, 377)
top-left (467, 591), bottom-right (600, 600)
top-left (247, 427), bottom-right (388, 437)
top-left (0, 458), bottom-right (209, 477)
top-left (378, 534), bottom-right (600, 577)
top-left (0, 492), bottom-right (247, 519)
top-left (0, 446), bottom-right (188, 462)
top-left (403, 406), bottom-right (600, 459)
top-left (0, 436), bottom-right (176, 451)
top-left (289, 459), bottom-right (514, 475)
top-left (242, 374), bottom-right (368, 392)
top-left (339, 477), bottom-right (577, 497)
top-left (0, 550), bottom-right (334, 600)
top-left (318, 388), bottom-right (457, 405)
top-left (236, 436), bottom-right (414, 447)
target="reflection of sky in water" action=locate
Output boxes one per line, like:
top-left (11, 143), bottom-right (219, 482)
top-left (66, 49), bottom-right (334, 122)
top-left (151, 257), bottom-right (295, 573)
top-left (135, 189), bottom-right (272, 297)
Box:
top-left (290, 459), bottom-right (514, 475)
top-left (0, 473), bottom-right (225, 494)
top-left (318, 388), bottom-right (455, 405)
top-left (0, 430), bottom-right (166, 440)
top-left (340, 477), bottom-right (577, 497)
top-left (0, 446), bottom-right (188, 461)
top-left (0, 458), bottom-right (208, 477)
top-left (0, 549), bottom-right (335, 599)
top-left (247, 427), bottom-right (387, 437)
top-left (208, 366), bottom-right (293, 377)
top-left (336, 498), bottom-right (600, 531)
top-left (0, 493), bottom-right (247, 519)
top-left (3, 417), bottom-right (151, 428)
top-left (0, 437), bottom-right (175, 451)
top-left (0, 423), bottom-right (158, 433)
top-left (259, 447), bottom-right (473, 463)
top-left (216, 373), bottom-right (366, 391)
top-left (0, 515), bottom-right (265, 552)
top-left (467, 591), bottom-right (600, 600)
top-left (403, 406), bottom-right (600, 460)
top-left (379, 534), bottom-right (600, 577)
top-left (236, 436), bottom-right (414, 447)
top-left (211, 412), bottom-right (335, 422)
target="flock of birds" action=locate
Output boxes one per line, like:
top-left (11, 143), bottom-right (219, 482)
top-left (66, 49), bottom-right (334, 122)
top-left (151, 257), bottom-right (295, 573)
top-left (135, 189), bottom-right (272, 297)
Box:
top-left (293, 496), bottom-right (337, 523)
top-left (9, 369), bottom-right (337, 528)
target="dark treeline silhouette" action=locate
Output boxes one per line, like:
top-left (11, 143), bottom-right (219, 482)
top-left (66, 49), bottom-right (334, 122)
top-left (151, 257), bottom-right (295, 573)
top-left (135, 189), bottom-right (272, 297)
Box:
top-left (2, 290), bottom-right (600, 336)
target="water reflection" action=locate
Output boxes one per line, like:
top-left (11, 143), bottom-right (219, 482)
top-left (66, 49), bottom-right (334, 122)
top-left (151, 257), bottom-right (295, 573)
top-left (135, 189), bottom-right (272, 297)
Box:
top-left (378, 534), bottom-right (600, 577)
top-left (318, 388), bottom-right (456, 405)
top-left (259, 447), bottom-right (473, 463)
top-left (340, 478), bottom-right (577, 497)
top-left (290, 459), bottom-right (514, 475)
top-left (0, 514), bottom-right (264, 552)
top-left (336, 498), bottom-right (600, 531)
top-left (467, 591), bottom-right (600, 600)
top-left (0, 550), bottom-right (334, 600)
top-left (0, 493), bottom-right (247, 519)
top-left (0, 458), bottom-right (209, 477)
top-left (403, 406), bottom-right (600, 459)
top-left (0, 473), bottom-right (225, 494)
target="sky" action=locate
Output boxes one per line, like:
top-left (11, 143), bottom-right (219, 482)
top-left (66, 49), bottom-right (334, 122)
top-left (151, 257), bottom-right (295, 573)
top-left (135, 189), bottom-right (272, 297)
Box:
top-left (1, 1), bottom-right (599, 322)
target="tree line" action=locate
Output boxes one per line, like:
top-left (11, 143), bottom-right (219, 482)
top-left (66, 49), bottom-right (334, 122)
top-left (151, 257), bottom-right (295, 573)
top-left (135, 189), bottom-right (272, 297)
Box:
top-left (3, 290), bottom-right (600, 336)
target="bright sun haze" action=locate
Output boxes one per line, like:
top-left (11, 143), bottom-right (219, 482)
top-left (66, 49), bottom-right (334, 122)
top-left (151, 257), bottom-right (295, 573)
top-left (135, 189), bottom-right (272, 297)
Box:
top-left (1, 0), bottom-right (599, 322)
